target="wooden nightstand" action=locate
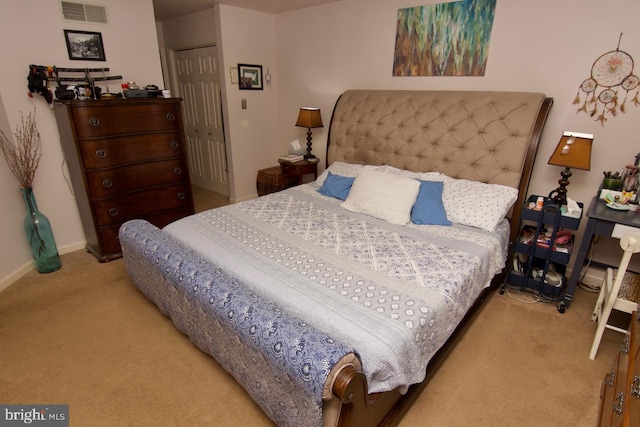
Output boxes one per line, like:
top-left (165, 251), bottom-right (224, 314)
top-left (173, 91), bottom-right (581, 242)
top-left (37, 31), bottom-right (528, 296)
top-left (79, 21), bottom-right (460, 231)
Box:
top-left (278, 158), bottom-right (320, 185)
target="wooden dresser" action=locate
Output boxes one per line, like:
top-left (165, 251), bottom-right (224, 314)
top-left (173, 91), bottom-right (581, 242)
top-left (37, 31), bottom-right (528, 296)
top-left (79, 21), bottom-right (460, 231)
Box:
top-left (599, 311), bottom-right (640, 426)
top-left (54, 98), bottom-right (194, 262)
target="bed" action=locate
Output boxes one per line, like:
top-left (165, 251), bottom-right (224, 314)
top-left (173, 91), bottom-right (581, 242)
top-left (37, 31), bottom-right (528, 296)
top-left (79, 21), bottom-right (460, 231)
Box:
top-left (119, 90), bottom-right (552, 426)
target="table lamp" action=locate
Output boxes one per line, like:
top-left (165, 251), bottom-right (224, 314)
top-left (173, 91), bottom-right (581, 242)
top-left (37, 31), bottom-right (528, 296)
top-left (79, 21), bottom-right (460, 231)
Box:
top-left (547, 131), bottom-right (593, 205)
top-left (295, 107), bottom-right (323, 159)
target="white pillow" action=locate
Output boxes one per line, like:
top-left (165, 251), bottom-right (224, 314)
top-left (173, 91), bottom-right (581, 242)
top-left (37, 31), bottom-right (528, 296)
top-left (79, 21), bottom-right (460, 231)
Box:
top-left (340, 169), bottom-right (420, 225)
top-left (379, 164), bottom-right (446, 182)
top-left (315, 161), bottom-right (383, 186)
top-left (441, 178), bottom-right (518, 231)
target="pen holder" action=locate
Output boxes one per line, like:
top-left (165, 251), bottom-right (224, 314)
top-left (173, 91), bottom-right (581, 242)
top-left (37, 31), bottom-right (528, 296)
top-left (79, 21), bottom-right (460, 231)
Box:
top-left (602, 177), bottom-right (622, 190)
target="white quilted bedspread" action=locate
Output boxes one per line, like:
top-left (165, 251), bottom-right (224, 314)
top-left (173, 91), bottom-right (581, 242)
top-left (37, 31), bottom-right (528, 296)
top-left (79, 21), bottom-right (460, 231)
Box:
top-left (164, 183), bottom-right (509, 393)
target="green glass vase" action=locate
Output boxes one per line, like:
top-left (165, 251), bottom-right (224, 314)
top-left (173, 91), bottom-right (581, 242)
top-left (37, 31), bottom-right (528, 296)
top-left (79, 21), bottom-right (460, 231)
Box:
top-left (21, 187), bottom-right (62, 273)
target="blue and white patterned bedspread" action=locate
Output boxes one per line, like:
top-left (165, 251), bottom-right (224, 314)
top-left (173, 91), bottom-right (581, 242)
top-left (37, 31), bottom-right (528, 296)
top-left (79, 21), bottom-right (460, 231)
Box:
top-left (120, 219), bottom-right (354, 427)
top-left (163, 183), bottom-right (509, 394)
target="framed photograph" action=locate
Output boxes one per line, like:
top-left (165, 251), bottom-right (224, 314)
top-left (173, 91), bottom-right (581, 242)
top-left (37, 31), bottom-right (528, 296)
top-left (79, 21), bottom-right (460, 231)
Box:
top-left (64, 30), bottom-right (106, 61)
top-left (238, 64), bottom-right (263, 90)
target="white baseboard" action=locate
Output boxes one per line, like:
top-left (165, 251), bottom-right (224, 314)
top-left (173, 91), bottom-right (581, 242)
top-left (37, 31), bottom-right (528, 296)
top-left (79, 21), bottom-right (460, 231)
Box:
top-left (566, 264), bottom-right (605, 289)
top-left (0, 261), bottom-right (35, 293)
top-left (0, 240), bottom-right (86, 294)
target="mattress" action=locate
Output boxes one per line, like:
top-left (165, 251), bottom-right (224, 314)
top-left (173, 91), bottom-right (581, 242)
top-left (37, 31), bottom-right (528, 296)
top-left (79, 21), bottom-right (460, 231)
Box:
top-left (163, 181), bottom-right (510, 394)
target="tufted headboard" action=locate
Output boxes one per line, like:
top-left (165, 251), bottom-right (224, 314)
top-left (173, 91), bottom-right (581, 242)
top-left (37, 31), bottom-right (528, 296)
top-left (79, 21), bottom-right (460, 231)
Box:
top-left (326, 89), bottom-right (553, 240)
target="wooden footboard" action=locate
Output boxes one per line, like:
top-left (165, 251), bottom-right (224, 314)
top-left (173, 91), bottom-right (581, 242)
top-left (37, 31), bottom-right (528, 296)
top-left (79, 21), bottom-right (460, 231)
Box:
top-left (330, 278), bottom-right (498, 427)
top-left (333, 366), bottom-right (404, 427)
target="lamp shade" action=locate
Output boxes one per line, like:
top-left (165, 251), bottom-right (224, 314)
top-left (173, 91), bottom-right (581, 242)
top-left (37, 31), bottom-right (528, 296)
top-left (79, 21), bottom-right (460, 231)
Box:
top-left (548, 131), bottom-right (593, 171)
top-left (295, 107), bottom-right (323, 129)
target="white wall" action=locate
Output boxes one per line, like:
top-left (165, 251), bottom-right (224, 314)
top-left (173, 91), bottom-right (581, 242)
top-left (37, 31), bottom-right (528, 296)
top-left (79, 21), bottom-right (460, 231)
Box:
top-left (160, 8), bottom-right (217, 50)
top-left (274, 0), bottom-right (640, 269)
top-left (157, 6), bottom-right (280, 203)
top-left (158, 8), bottom-right (217, 97)
top-left (216, 5), bottom-right (281, 202)
top-left (3, 0), bottom-right (639, 287)
top-left (0, 0), bottom-right (164, 289)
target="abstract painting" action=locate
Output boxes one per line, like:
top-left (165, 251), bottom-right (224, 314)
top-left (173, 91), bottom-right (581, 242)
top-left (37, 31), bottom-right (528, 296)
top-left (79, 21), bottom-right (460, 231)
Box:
top-left (393, 0), bottom-right (497, 76)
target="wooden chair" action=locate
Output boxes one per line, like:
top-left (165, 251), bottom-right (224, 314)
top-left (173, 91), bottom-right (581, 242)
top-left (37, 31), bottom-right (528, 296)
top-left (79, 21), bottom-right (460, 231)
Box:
top-left (589, 232), bottom-right (640, 360)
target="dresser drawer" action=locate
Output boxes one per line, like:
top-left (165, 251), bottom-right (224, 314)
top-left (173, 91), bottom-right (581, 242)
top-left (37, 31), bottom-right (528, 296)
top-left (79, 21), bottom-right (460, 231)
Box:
top-left (93, 183), bottom-right (192, 226)
top-left (95, 206), bottom-right (195, 257)
top-left (55, 99), bottom-right (195, 262)
top-left (599, 312), bottom-right (640, 427)
top-left (85, 159), bottom-right (189, 198)
top-left (78, 132), bottom-right (185, 169)
top-left (599, 353), bottom-right (620, 426)
top-left (70, 101), bottom-right (182, 138)
top-left (95, 225), bottom-right (124, 258)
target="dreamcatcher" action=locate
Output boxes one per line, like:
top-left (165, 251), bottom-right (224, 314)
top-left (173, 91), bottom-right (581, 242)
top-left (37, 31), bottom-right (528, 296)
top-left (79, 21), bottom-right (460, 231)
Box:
top-left (573, 33), bottom-right (639, 126)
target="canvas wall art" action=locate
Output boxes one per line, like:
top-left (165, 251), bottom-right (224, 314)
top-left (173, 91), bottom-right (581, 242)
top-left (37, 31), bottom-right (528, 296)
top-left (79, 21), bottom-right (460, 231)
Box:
top-left (393, 0), bottom-right (497, 76)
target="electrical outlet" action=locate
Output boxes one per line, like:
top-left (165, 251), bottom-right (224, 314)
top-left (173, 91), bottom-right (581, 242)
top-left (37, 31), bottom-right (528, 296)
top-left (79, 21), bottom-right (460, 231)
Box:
top-left (241, 99), bottom-right (247, 109)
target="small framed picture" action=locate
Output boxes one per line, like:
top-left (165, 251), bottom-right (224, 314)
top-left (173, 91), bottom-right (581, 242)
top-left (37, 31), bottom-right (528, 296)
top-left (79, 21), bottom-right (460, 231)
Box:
top-left (238, 64), bottom-right (263, 90)
top-left (64, 30), bottom-right (106, 61)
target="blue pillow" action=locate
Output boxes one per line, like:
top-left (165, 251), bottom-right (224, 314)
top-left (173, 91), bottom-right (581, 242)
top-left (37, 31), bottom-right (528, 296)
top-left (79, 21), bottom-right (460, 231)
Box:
top-left (317, 172), bottom-right (355, 200)
top-left (411, 180), bottom-right (451, 225)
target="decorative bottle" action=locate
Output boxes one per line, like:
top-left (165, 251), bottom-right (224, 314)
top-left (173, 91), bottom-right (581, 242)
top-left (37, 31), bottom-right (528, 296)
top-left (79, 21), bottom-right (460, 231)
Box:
top-left (21, 187), bottom-right (62, 273)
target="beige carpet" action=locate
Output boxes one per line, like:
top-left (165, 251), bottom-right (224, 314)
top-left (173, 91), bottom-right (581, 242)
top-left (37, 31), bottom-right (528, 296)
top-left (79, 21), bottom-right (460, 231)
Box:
top-left (0, 187), bottom-right (624, 426)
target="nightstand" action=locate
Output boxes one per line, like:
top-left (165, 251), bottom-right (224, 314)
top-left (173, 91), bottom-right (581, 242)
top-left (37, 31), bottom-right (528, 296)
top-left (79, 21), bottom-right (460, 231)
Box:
top-left (278, 158), bottom-right (320, 185)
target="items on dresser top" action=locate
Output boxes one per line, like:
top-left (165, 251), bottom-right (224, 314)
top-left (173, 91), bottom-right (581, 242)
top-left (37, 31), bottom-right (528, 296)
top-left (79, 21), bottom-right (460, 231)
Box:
top-left (54, 98), bottom-right (194, 262)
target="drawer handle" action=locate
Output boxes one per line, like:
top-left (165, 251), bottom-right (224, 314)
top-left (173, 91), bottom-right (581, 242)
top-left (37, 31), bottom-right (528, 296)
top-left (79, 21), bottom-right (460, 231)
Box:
top-left (632, 375), bottom-right (640, 399)
top-left (177, 192), bottom-right (186, 200)
top-left (173, 167), bottom-right (182, 175)
top-left (169, 140), bottom-right (179, 149)
top-left (88, 117), bottom-right (100, 127)
top-left (108, 208), bottom-right (119, 217)
top-left (613, 392), bottom-right (624, 415)
top-left (166, 112), bottom-right (175, 121)
top-left (96, 149), bottom-right (107, 158)
top-left (621, 337), bottom-right (630, 355)
top-left (102, 179), bottom-right (113, 188)
top-left (605, 369), bottom-right (616, 387)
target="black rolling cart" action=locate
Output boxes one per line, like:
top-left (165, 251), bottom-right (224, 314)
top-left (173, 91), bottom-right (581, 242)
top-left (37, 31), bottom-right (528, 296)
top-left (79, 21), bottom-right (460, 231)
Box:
top-left (501, 195), bottom-right (583, 313)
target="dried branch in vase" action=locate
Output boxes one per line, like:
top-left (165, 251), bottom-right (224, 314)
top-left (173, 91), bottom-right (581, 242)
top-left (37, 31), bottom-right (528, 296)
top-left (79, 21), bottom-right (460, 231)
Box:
top-left (0, 108), bottom-right (42, 188)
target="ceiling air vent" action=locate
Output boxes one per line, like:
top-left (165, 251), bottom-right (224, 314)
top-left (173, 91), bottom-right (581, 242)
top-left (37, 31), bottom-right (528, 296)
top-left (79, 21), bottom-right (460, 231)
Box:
top-left (61, 1), bottom-right (108, 24)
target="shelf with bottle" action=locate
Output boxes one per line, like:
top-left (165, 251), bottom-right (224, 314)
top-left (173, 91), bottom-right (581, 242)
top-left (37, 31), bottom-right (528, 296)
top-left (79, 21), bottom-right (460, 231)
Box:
top-left (521, 195), bottom-right (583, 228)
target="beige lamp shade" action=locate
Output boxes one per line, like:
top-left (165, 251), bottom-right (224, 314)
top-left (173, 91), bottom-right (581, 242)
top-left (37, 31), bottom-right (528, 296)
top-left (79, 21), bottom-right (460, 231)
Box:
top-left (548, 131), bottom-right (593, 171)
top-left (295, 108), bottom-right (323, 129)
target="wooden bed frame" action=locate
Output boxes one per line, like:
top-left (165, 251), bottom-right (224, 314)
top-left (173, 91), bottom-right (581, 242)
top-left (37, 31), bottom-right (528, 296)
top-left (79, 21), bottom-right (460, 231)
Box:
top-left (321, 90), bottom-right (553, 426)
top-left (120, 89), bottom-right (553, 427)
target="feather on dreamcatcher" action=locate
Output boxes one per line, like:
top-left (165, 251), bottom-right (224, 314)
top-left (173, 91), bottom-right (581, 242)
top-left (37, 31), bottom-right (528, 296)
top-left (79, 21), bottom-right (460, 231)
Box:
top-left (573, 33), bottom-right (639, 126)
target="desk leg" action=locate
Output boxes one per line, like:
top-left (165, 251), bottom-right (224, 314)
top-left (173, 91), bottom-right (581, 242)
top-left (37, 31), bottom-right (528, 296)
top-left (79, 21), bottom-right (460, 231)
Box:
top-left (561, 217), bottom-right (596, 312)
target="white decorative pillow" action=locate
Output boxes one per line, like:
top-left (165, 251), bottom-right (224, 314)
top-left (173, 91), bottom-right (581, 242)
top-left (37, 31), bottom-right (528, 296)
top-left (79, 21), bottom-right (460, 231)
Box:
top-left (340, 169), bottom-right (420, 225)
top-left (441, 178), bottom-right (518, 231)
